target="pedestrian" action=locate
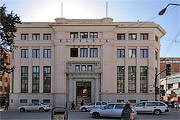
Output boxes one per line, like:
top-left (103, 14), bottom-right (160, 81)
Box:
top-left (4, 100), bottom-right (8, 111)
top-left (80, 100), bottom-right (84, 106)
top-left (175, 102), bottom-right (179, 109)
top-left (71, 101), bottom-right (76, 110)
top-left (121, 102), bottom-right (132, 120)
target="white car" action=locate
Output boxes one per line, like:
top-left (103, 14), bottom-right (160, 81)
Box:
top-left (79, 101), bottom-right (108, 112)
top-left (134, 101), bottom-right (169, 115)
top-left (89, 103), bottom-right (136, 118)
top-left (18, 103), bottom-right (51, 112)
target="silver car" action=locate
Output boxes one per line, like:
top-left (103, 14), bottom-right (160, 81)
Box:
top-left (18, 103), bottom-right (51, 112)
top-left (89, 103), bottom-right (136, 118)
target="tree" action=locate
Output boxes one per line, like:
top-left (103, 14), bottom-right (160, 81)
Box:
top-left (0, 4), bottom-right (21, 75)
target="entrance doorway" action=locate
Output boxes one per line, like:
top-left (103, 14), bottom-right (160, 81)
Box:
top-left (76, 82), bottom-right (91, 106)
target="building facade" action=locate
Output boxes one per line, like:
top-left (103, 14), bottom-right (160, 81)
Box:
top-left (10, 18), bottom-right (166, 109)
top-left (160, 73), bottom-right (180, 103)
top-left (160, 58), bottom-right (180, 79)
top-left (0, 50), bottom-right (10, 106)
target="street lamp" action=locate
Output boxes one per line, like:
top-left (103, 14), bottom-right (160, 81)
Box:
top-left (158, 3), bottom-right (180, 15)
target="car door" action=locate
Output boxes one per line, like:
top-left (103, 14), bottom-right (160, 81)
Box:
top-left (87, 102), bottom-right (95, 111)
top-left (100, 104), bottom-right (115, 117)
top-left (135, 102), bottom-right (146, 113)
top-left (95, 102), bottom-right (102, 109)
top-left (113, 104), bottom-right (124, 117)
top-left (145, 102), bottom-right (155, 113)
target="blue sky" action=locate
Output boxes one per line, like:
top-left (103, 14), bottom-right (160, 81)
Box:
top-left (1, 0), bottom-right (180, 57)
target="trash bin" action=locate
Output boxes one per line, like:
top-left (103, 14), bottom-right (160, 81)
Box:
top-left (51, 107), bottom-right (68, 120)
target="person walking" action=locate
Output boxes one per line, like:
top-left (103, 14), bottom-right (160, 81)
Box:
top-left (121, 102), bottom-right (132, 120)
top-left (4, 100), bottom-right (8, 111)
top-left (71, 101), bottom-right (76, 110)
top-left (80, 100), bottom-right (84, 106)
top-left (175, 102), bottom-right (179, 109)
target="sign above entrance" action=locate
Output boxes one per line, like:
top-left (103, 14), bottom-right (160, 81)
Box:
top-left (77, 82), bottom-right (91, 87)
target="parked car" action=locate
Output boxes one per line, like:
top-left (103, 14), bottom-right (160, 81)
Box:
top-left (79, 101), bottom-right (108, 112)
top-left (89, 103), bottom-right (136, 118)
top-left (18, 103), bottom-right (51, 112)
top-left (134, 101), bottom-right (169, 115)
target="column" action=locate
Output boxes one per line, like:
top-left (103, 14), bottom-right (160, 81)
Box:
top-left (124, 46), bottom-right (129, 93)
top-left (40, 46), bottom-right (43, 93)
top-left (68, 79), bottom-right (73, 102)
top-left (28, 46), bottom-right (32, 93)
top-left (95, 78), bottom-right (99, 101)
top-left (136, 46), bottom-right (140, 93)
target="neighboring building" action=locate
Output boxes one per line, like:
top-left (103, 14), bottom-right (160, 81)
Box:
top-left (160, 73), bottom-right (180, 103)
top-left (10, 18), bottom-right (166, 109)
top-left (160, 58), bottom-right (180, 79)
top-left (0, 50), bottom-right (10, 106)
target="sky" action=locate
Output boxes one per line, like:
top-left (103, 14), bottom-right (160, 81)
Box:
top-left (1, 0), bottom-right (180, 58)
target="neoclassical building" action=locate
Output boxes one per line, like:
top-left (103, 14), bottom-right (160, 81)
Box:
top-left (10, 18), bottom-right (166, 109)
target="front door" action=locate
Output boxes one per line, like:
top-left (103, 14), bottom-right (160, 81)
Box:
top-left (76, 82), bottom-right (91, 106)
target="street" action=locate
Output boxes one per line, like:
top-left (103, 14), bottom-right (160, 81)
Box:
top-left (0, 108), bottom-right (180, 120)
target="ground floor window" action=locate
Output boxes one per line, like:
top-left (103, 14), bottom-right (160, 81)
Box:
top-left (117, 66), bottom-right (125, 93)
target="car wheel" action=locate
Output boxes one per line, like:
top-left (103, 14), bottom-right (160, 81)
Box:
top-left (20, 108), bottom-right (25, 112)
top-left (82, 108), bottom-right (87, 112)
top-left (39, 107), bottom-right (45, 112)
top-left (154, 110), bottom-right (161, 115)
top-left (92, 112), bottom-right (100, 118)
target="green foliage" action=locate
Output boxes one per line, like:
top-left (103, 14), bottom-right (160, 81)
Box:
top-left (0, 4), bottom-right (21, 74)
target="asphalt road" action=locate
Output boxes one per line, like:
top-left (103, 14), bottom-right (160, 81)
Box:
top-left (0, 108), bottom-right (179, 120)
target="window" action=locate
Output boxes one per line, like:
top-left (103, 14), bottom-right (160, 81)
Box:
top-left (90, 32), bottom-right (98, 38)
top-left (21, 49), bottom-right (28, 58)
top-left (21, 66), bottom-right (28, 93)
top-left (70, 32), bottom-right (78, 38)
top-left (96, 102), bottom-right (101, 105)
top-left (32, 34), bottom-right (40, 40)
top-left (32, 66), bottom-right (40, 93)
top-left (117, 49), bottom-right (125, 58)
top-left (75, 65), bottom-right (80, 71)
top-left (155, 36), bottom-right (158, 42)
top-left (178, 82), bottom-right (180, 88)
top-left (70, 48), bottom-right (78, 57)
top-left (43, 34), bottom-right (51, 40)
top-left (43, 99), bottom-right (50, 103)
top-left (20, 99), bottom-right (27, 103)
top-left (140, 66), bottom-right (148, 93)
top-left (102, 102), bottom-right (107, 105)
top-left (128, 66), bottom-right (136, 93)
top-left (129, 49), bottom-right (136, 58)
top-left (43, 49), bottom-right (51, 58)
top-left (106, 104), bottom-right (115, 109)
top-left (90, 48), bottom-right (98, 57)
top-left (155, 51), bottom-right (158, 60)
top-left (140, 49), bottom-right (148, 58)
top-left (43, 66), bottom-right (51, 93)
top-left (128, 100), bottom-right (136, 103)
top-left (21, 34), bottom-right (28, 40)
top-left (80, 32), bottom-right (88, 38)
top-left (140, 100), bottom-right (148, 102)
top-left (81, 65), bottom-right (86, 71)
top-left (80, 48), bottom-right (88, 57)
top-left (135, 103), bottom-right (145, 107)
top-left (87, 65), bottom-right (92, 71)
top-left (129, 33), bottom-right (137, 40)
top-left (168, 84), bottom-right (173, 89)
top-left (117, 34), bottom-right (125, 40)
top-left (117, 99), bottom-right (124, 103)
top-left (32, 99), bottom-right (39, 103)
top-left (140, 33), bottom-right (148, 40)
top-left (115, 104), bottom-right (124, 109)
top-left (32, 49), bottom-right (40, 58)
top-left (117, 66), bottom-right (125, 93)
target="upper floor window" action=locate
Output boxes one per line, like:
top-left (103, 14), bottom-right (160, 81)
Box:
top-left (32, 34), bottom-right (40, 40)
top-left (70, 48), bottom-right (78, 57)
top-left (129, 49), bottom-right (136, 58)
top-left (90, 32), bottom-right (98, 38)
top-left (43, 49), bottom-right (51, 58)
top-left (90, 48), bottom-right (98, 57)
top-left (140, 33), bottom-right (148, 40)
top-left (81, 65), bottom-right (86, 71)
top-left (117, 49), bottom-right (125, 58)
top-left (80, 48), bottom-right (88, 57)
top-left (32, 49), bottom-right (40, 58)
top-left (117, 34), bottom-right (125, 40)
top-left (43, 34), bottom-right (51, 40)
top-left (88, 65), bottom-right (92, 71)
top-left (70, 32), bottom-right (78, 39)
top-left (129, 33), bottom-right (137, 40)
top-left (155, 36), bottom-right (158, 42)
top-left (80, 32), bottom-right (88, 38)
top-left (21, 34), bottom-right (28, 40)
top-left (155, 51), bottom-right (158, 60)
top-left (140, 49), bottom-right (148, 58)
top-left (21, 49), bottom-right (28, 58)
top-left (75, 65), bottom-right (80, 71)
